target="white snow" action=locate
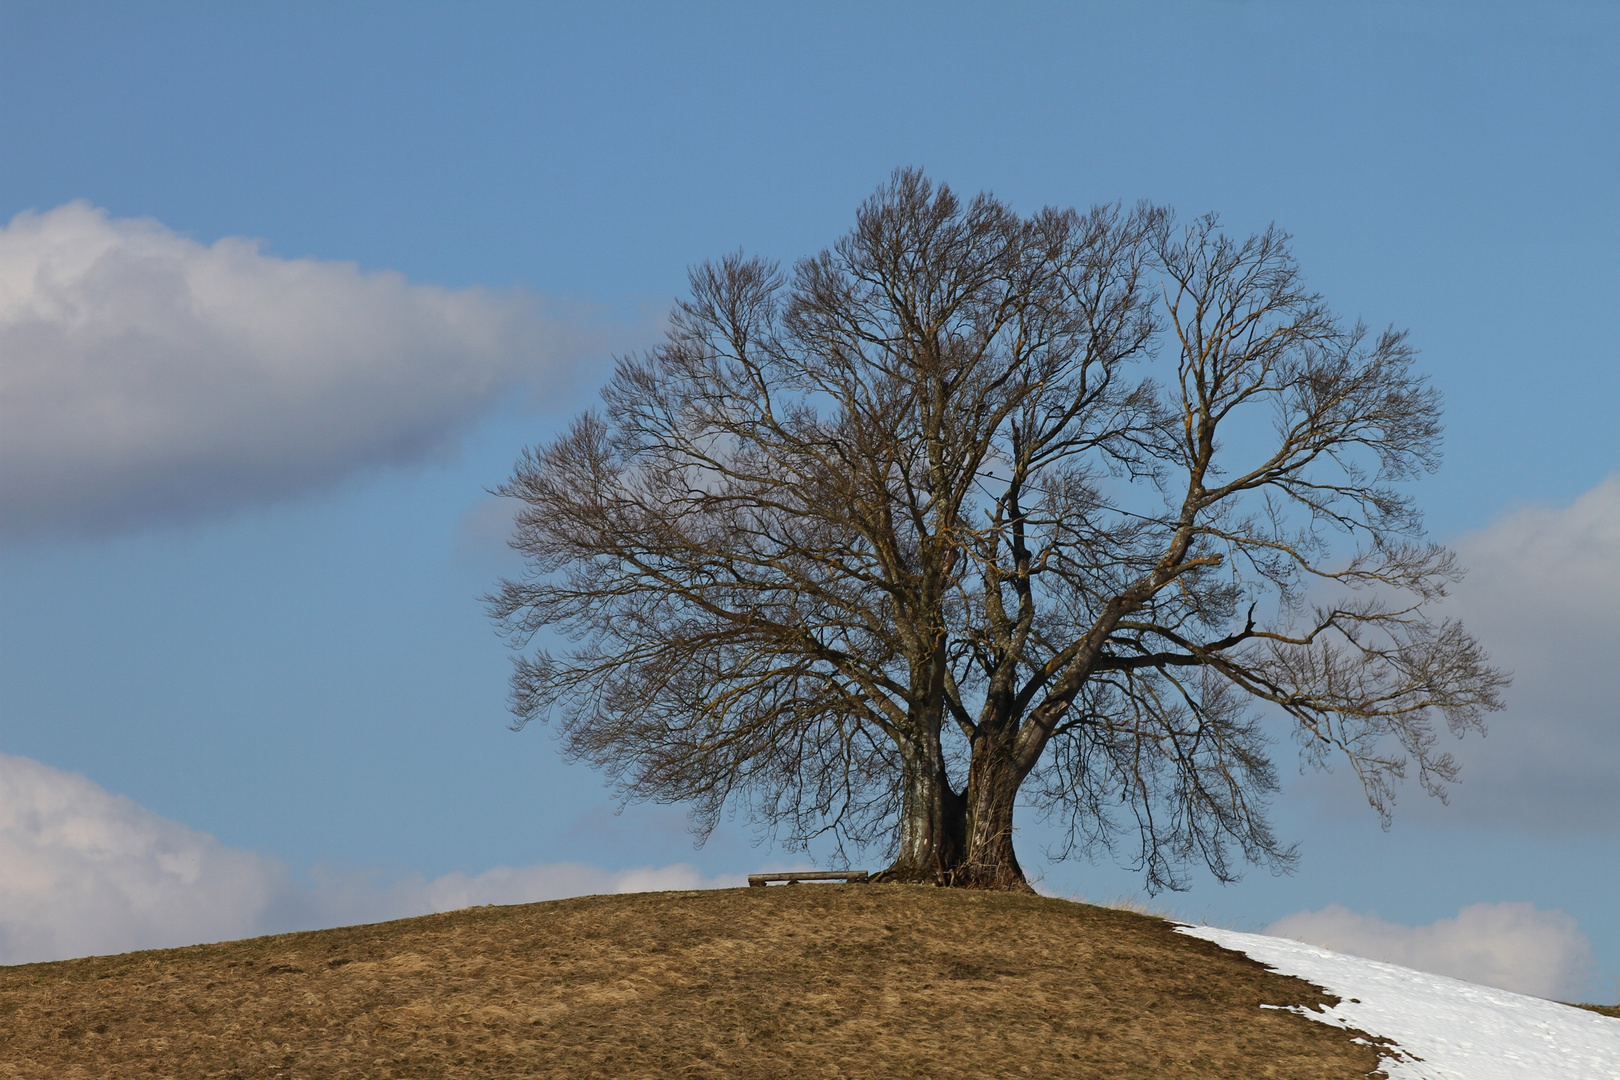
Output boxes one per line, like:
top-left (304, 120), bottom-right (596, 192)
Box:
top-left (1175, 924), bottom-right (1620, 1079)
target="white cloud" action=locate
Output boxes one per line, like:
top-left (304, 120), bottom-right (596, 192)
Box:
top-left (359, 859), bottom-right (744, 923)
top-left (0, 753), bottom-right (742, 966)
top-left (1426, 475), bottom-right (1620, 830)
top-left (300, 861), bottom-right (746, 930)
top-left (0, 752), bottom-right (293, 964)
top-left (0, 201), bottom-right (625, 540)
top-left (1266, 902), bottom-right (1597, 1000)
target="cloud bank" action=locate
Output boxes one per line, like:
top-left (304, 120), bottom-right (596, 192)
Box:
top-left (0, 753), bottom-right (741, 966)
top-left (1266, 903), bottom-right (1596, 1001)
top-left (0, 202), bottom-right (618, 540)
top-left (0, 752), bottom-right (293, 965)
top-left (1292, 475), bottom-right (1620, 833)
top-left (1429, 475), bottom-right (1620, 830)
top-left (5, 751), bottom-right (1605, 1003)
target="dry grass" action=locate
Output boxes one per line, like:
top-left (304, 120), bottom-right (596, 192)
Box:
top-left (0, 885), bottom-right (1390, 1079)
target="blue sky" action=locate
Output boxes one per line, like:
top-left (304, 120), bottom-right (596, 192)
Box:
top-left (2, 2), bottom-right (1616, 1002)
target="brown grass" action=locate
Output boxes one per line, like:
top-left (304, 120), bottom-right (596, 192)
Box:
top-left (0, 885), bottom-right (1389, 1079)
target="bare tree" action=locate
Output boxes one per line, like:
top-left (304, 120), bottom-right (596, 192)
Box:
top-left (488, 170), bottom-right (1507, 892)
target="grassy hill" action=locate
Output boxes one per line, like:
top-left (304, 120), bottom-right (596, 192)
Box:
top-left (0, 885), bottom-right (1393, 1078)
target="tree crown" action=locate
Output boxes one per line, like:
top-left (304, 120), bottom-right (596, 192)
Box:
top-left (490, 170), bottom-right (1506, 891)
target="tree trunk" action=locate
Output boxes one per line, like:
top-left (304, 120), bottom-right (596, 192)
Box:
top-left (878, 739), bottom-right (965, 884)
top-left (954, 743), bottom-right (1033, 891)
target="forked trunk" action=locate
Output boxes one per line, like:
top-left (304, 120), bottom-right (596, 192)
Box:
top-left (878, 744), bottom-right (965, 884)
top-left (954, 745), bottom-right (1033, 891)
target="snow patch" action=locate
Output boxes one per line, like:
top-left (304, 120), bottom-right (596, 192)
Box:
top-left (1176, 924), bottom-right (1620, 1079)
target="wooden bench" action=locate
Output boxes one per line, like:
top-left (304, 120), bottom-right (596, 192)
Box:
top-left (747, 870), bottom-right (869, 886)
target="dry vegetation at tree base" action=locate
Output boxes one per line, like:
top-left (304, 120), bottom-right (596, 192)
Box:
top-left (1, 886), bottom-right (1402, 1079)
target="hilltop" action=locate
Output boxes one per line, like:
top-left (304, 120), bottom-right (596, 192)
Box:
top-left (0, 885), bottom-right (1387, 1078)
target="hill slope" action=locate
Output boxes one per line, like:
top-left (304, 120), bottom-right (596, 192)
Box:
top-left (0, 885), bottom-right (1385, 1079)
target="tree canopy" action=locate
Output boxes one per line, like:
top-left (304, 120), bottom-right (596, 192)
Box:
top-left (489, 170), bottom-right (1506, 891)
